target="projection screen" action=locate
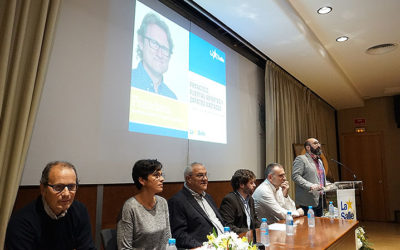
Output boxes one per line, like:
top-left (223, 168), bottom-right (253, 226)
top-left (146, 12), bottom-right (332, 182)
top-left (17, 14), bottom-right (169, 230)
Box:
top-left (22, 0), bottom-right (265, 185)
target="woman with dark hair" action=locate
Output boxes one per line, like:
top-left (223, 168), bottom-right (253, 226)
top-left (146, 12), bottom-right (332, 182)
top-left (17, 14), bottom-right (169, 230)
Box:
top-left (117, 159), bottom-right (171, 249)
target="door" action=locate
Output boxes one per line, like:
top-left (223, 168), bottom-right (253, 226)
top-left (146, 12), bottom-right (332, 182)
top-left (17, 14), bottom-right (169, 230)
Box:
top-left (340, 132), bottom-right (387, 221)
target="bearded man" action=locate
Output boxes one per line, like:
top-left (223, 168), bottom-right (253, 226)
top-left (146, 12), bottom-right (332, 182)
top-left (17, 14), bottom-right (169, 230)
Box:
top-left (219, 169), bottom-right (260, 234)
top-left (292, 138), bottom-right (328, 217)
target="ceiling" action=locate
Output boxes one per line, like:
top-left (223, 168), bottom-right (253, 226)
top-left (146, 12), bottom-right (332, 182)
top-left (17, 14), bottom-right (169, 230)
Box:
top-left (192, 0), bottom-right (400, 110)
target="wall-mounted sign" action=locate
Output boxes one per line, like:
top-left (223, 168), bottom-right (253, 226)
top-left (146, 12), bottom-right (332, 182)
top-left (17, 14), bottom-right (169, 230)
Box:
top-left (354, 118), bottom-right (366, 126)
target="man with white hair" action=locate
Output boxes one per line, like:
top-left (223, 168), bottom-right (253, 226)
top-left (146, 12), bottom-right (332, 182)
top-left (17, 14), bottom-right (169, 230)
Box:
top-left (168, 162), bottom-right (225, 249)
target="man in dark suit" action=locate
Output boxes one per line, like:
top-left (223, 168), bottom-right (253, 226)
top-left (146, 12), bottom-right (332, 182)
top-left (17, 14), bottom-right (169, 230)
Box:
top-left (219, 169), bottom-right (260, 234)
top-left (168, 162), bottom-right (225, 249)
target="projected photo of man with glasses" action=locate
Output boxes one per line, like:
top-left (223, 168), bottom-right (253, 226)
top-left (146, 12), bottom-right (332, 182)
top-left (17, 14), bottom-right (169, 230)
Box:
top-left (132, 12), bottom-right (177, 99)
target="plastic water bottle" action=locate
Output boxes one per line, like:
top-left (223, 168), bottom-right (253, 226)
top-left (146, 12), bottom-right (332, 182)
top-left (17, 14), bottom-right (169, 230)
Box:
top-left (260, 218), bottom-right (270, 247)
top-left (329, 201), bottom-right (335, 218)
top-left (286, 211), bottom-right (294, 235)
top-left (166, 238), bottom-right (177, 250)
top-left (307, 206), bottom-right (315, 227)
top-left (223, 226), bottom-right (230, 234)
top-left (308, 226), bottom-right (315, 247)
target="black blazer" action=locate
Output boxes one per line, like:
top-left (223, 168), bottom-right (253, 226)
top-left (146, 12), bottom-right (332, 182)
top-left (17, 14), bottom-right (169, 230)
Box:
top-left (219, 192), bottom-right (261, 234)
top-left (168, 188), bottom-right (225, 249)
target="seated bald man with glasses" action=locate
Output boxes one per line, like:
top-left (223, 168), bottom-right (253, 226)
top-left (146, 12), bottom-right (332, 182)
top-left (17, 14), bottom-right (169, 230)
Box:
top-left (253, 163), bottom-right (304, 224)
top-left (168, 162), bottom-right (225, 249)
top-left (5, 161), bottom-right (95, 250)
top-left (131, 12), bottom-right (177, 99)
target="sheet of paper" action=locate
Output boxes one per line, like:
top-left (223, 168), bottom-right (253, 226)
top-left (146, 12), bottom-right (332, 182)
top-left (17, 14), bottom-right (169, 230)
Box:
top-left (269, 222), bottom-right (298, 231)
top-left (269, 223), bottom-right (286, 231)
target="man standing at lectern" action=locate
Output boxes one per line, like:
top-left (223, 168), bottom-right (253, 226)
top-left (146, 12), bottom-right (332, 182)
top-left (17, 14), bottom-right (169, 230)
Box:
top-left (292, 138), bottom-right (328, 216)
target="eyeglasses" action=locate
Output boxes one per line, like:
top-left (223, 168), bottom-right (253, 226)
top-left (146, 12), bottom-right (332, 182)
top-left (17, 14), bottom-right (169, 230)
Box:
top-left (151, 171), bottom-right (165, 180)
top-left (312, 141), bottom-right (321, 145)
top-left (191, 173), bottom-right (208, 179)
top-left (46, 183), bottom-right (78, 193)
top-left (144, 36), bottom-right (170, 57)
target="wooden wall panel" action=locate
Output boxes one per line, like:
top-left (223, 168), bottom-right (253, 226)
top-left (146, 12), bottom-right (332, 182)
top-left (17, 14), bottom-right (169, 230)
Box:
top-left (337, 97), bottom-right (400, 221)
top-left (75, 185), bottom-right (97, 237)
top-left (102, 184), bottom-right (136, 229)
top-left (13, 186), bottom-right (40, 211)
top-left (340, 132), bottom-right (388, 221)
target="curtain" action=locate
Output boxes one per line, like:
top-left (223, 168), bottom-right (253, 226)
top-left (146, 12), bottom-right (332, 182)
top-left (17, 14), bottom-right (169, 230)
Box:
top-left (265, 60), bottom-right (338, 198)
top-left (0, 0), bottom-right (61, 246)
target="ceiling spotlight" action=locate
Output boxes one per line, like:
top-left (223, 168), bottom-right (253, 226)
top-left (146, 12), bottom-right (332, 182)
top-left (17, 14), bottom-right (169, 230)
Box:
top-left (336, 36), bottom-right (349, 42)
top-left (317, 6), bottom-right (332, 14)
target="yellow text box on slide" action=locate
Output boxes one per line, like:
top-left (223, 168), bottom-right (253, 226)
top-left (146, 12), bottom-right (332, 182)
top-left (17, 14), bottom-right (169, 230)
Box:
top-left (129, 88), bottom-right (188, 131)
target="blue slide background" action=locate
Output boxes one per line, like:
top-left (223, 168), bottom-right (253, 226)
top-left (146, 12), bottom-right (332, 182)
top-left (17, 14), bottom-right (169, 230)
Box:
top-left (189, 33), bottom-right (226, 85)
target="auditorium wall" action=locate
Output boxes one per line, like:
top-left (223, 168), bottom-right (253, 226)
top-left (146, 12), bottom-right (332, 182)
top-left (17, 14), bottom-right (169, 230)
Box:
top-left (337, 96), bottom-right (400, 221)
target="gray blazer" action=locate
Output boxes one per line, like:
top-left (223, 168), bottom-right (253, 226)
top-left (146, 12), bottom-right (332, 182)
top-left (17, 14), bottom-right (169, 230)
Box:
top-left (292, 153), bottom-right (327, 207)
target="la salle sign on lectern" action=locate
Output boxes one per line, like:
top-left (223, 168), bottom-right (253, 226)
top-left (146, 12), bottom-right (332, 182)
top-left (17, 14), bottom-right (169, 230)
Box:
top-left (327, 181), bottom-right (363, 220)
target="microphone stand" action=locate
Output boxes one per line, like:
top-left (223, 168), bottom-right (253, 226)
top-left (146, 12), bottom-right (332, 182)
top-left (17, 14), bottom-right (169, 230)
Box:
top-left (250, 212), bottom-right (265, 249)
top-left (252, 224), bottom-right (257, 244)
top-left (330, 158), bottom-right (357, 180)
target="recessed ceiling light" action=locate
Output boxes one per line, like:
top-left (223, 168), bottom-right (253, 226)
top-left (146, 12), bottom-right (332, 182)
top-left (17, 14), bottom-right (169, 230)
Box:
top-left (317, 6), bottom-right (332, 14)
top-left (336, 36), bottom-right (349, 42)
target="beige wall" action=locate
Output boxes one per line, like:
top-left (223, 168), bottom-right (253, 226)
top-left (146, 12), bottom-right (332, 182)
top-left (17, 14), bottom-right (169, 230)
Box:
top-left (337, 96), bottom-right (400, 221)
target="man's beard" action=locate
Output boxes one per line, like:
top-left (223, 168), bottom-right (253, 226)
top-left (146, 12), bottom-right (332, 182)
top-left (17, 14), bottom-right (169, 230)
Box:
top-left (244, 187), bottom-right (254, 195)
top-left (311, 147), bottom-right (322, 155)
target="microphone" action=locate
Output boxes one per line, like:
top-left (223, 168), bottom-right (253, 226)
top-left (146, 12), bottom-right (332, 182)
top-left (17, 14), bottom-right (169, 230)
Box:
top-left (248, 202), bottom-right (262, 248)
top-left (330, 158), bottom-right (357, 180)
top-left (252, 227), bottom-right (258, 246)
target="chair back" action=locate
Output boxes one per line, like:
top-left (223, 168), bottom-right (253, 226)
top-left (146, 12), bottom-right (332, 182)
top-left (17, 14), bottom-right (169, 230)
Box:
top-left (100, 228), bottom-right (117, 250)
